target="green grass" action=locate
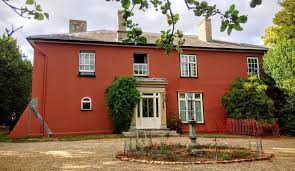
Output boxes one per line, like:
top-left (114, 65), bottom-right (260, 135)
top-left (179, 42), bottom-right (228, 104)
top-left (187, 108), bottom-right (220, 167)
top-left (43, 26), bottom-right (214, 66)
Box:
top-left (0, 133), bottom-right (9, 142)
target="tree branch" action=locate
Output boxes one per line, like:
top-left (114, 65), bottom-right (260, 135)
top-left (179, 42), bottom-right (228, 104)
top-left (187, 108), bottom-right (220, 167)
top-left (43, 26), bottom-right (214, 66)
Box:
top-left (0, 25), bottom-right (23, 45)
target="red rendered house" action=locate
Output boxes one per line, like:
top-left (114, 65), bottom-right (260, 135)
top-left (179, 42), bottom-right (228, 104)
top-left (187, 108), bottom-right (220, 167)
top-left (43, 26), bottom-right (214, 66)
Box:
top-left (10, 11), bottom-right (267, 138)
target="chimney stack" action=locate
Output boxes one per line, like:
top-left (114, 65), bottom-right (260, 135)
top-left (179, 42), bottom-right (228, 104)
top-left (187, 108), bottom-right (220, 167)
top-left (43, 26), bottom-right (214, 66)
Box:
top-left (69, 19), bottom-right (87, 33)
top-left (199, 18), bottom-right (212, 42)
top-left (117, 10), bottom-right (127, 41)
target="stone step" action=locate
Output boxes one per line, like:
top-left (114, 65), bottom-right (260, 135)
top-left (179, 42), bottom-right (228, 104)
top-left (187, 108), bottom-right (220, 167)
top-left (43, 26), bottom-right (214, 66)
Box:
top-left (122, 129), bottom-right (179, 137)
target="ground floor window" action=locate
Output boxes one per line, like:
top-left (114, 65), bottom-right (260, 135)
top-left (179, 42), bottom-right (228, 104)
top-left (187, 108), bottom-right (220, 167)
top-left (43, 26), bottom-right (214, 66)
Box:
top-left (178, 92), bottom-right (204, 123)
top-left (81, 97), bottom-right (92, 111)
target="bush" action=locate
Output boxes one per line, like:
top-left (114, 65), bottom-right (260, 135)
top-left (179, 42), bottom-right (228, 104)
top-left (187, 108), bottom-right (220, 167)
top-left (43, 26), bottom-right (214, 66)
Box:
top-left (106, 77), bottom-right (140, 133)
top-left (280, 95), bottom-right (295, 136)
top-left (167, 114), bottom-right (183, 134)
top-left (221, 76), bottom-right (274, 123)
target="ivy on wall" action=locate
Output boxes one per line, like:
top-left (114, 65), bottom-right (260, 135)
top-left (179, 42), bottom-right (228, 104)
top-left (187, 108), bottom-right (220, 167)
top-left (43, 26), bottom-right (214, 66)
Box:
top-left (106, 76), bottom-right (140, 133)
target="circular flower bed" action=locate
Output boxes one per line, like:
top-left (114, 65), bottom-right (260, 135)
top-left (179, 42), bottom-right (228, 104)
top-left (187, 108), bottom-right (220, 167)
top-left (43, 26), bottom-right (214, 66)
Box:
top-left (116, 144), bottom-right (273, 165)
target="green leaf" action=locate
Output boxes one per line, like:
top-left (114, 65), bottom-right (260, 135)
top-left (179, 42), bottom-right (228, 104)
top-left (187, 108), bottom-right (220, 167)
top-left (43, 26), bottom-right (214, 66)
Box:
top-left (234, 24), bottom-right (243, 31)
top-left (43, 12), bottom-right (49, 19)
top-left (34, 12), bottom-right (44, 20)
top-left (136, 36), bottom-right (147, 44)
top-left (229, 4), bottom-right (235, 12)
top-left (237, 15), bottom-right (248, 23)
top-left (36, 4), bottom-right (42, 11)
top-left (26, 0), bottom-right (34, 5)
top-left (232, 10), bottom-right (239, 17)
top-left (220, 20), bottom-right (228, 32)
top-left (227, 26), bottom-right (233, 35)
top-left (121, 0), bottom-right (131, 9)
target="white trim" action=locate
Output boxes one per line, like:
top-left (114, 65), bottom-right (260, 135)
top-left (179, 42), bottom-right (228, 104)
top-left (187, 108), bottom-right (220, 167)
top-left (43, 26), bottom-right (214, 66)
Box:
top-left (79, 52), bottom-right (96, 73)
top-left (177, 92), bottom-right (204, 123)
top-left (136, 92), bottom-right (161, 129)
top-left (133, 63), bottom-right (149, 76)
top-left (180, 55), bottom-right (197, 77)
top-left (133, 54), bottom-right (149, 77)
top-left (81, 97), bottom-right (92, 111)
top-left (247, 57), bottom-right (260, 78)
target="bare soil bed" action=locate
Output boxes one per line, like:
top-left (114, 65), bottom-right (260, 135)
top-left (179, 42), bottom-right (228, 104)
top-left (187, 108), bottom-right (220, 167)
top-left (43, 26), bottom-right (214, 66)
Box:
top-left (118, 144), bottom-right (272, 164)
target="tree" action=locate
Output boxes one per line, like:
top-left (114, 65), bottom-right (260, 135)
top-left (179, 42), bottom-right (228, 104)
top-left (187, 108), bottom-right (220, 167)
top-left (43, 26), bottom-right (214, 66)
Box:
top-left (263, 40), bottom-right (295, 135)
top-left (0, 0), bottom-right (49, 44)
top-left (263, 0), bottom-right (295, 46)
top-left (0, 35), bottom-right (32, 126)
top-left (221, 76), bottom-right (274, 123)
top-left (106, 77), bottom-right (140, 133)
top-left (263, 40), bottom-right (295, 94)
top-left (280, 96), bottom-right (295, 136)
top-left (106, 0), bottom-right (263, 53)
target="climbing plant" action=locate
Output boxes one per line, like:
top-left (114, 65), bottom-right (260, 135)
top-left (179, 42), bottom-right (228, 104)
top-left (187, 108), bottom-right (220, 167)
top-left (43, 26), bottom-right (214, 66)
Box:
top-left (106, 77), bottom-right (141, 133)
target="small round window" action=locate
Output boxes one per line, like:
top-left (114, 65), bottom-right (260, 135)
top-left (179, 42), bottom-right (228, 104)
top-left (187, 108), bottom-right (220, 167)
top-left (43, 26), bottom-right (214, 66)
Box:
top-left (81, 97), bottom-right (92, 111)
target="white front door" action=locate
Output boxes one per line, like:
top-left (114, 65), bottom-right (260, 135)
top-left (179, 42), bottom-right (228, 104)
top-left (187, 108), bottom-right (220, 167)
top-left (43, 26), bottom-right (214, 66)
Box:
top-left (136, 93), bottom-right (161, 129)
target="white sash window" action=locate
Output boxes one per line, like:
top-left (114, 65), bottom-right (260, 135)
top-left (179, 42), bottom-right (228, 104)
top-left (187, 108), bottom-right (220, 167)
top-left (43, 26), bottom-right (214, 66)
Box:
top-left (247, 57), bottom-right (260, 78)
top-left (178, 92), bottom-right (204, 123)
top-left (180, 55), bottom-right (197, 77)
top-left (79, 51), bottom-right (95, 76)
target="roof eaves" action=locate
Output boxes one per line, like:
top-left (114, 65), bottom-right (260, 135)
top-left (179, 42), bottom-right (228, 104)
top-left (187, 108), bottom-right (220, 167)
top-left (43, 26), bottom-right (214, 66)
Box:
top-left (27, 37), bottom-right (268, 52)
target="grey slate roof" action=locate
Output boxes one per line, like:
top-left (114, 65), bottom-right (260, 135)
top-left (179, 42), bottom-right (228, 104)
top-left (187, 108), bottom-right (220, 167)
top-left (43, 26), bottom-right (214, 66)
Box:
top-left (27, 30), bottom-right (268, 51)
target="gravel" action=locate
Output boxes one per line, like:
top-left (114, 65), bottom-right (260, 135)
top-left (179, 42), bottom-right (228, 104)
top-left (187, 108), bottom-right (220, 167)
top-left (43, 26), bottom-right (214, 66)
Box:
top-left (0, 137), bottom-right (294, 171)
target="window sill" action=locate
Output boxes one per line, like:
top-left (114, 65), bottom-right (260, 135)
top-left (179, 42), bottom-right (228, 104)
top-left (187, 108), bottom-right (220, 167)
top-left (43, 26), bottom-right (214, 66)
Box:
top-left (78, 72), bottom-right (96, 77)
top-left (134, 75), bottom-right (149, 77)
top-left (80, 109), bottom-right (92, 112)
top-left (180, 76), bottom-right (198, 78)
top-left (182, 121), bottom-right (205, 124)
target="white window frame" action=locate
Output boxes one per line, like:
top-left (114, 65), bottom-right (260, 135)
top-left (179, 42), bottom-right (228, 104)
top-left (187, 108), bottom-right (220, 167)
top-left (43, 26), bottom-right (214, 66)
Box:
top-left (178, 92), bottom-right (204, 123)
top-left (247, 57), bottom-right (260, 78)
top-left (133, 54), bottom-right (148, 77)
top-left (81, 97), bottom-right (92, 111)
top-left (180, 55), bottom-right (197, 77)
top-left (79, 52), bottom-right (95, 73)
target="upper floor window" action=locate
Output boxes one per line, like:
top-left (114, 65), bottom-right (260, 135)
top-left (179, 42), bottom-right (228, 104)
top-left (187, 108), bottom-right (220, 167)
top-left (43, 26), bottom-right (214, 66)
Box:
top-left (247, 57), bottom-right (260, 78)
top-left (133, 53), bottom-right (148, 76)
top-left (178, 92), bottom-right (204, 123)
top-left (180, 55), bottom-right (197, 77)
top-left (79, 51), bottom-right (95, 76)
top-left (81, 97), bottom-right (92, 111)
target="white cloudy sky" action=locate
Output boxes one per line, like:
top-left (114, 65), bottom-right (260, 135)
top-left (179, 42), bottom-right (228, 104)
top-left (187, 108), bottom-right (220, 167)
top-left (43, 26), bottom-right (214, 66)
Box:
top-left (0, 0), bottom-right (281, 62)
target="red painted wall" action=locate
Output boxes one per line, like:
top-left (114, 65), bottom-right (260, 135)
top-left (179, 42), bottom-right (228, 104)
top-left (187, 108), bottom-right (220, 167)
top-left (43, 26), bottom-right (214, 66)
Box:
top-left (10, 42), bottom-right (263, 138)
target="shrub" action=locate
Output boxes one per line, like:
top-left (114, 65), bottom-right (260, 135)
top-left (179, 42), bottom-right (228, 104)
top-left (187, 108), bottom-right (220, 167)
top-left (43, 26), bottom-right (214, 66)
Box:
top-left (106, 77), bottom-right (140, 133)
top-left (221, 76), bottom-right (274, 123)
top-left (280, 95), bottom-right (295, 136)
top-left (167, 114), bottom-right (183, 134)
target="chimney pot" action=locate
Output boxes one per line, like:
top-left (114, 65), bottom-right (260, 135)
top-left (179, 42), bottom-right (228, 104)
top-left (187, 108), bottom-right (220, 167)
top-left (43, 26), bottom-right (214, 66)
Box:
top-left (117, 10), bottom-right (127, 41)
top-left (199, 18), bottom-right (212, 42)
top-left (69, 19), bottom-right (87, 33)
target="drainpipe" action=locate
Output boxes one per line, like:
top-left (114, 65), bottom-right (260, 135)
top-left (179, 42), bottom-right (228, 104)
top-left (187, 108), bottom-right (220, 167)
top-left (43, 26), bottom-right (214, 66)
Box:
top-left (29, 40), bottom-right (48, 137)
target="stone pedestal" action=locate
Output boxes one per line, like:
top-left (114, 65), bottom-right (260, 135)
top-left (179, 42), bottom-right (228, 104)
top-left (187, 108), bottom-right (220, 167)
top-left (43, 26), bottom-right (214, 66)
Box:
top-left (187, 120), bottom-right (198, 150)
